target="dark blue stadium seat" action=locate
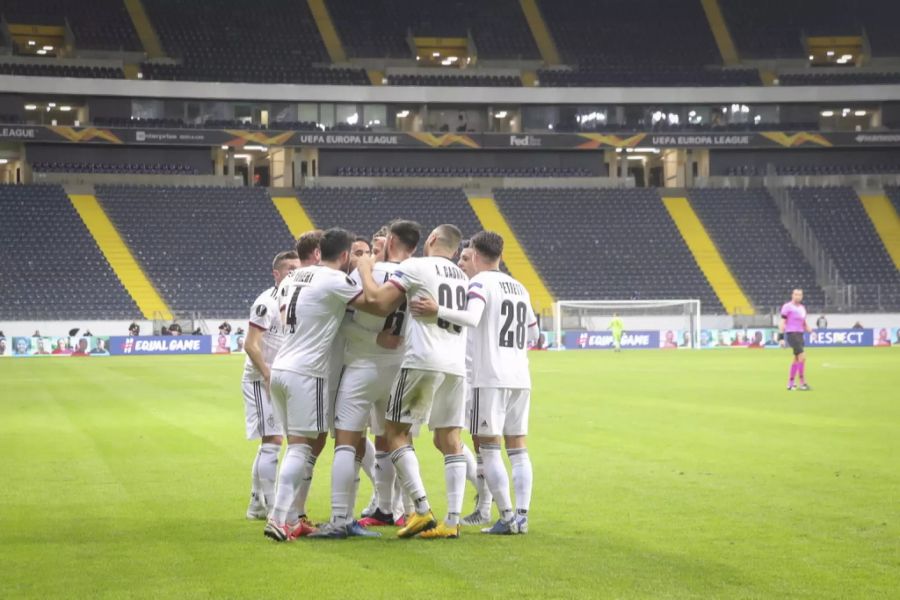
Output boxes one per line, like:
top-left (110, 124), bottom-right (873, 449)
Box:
top-left (0, 184), bottom-right (140, 320)
top-left (689, 188), bottom-right (825, 311)
top-left (298, 187), bottom-right (482, 251)
top-left (96, 185), bottom-right (295, 315)
top-left (790, 186), bottom-right (899, 309)
top-left (140, 0), bottom-right (368, 85)
top-left (495, 187), bottom-right (725, 311)
top-left (327, 0), bottom-right (539, 60)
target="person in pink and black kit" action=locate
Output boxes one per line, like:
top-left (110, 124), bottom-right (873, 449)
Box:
top-left (779, 289), bottom-right (813, 391)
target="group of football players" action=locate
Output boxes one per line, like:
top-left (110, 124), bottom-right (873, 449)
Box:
top-left (240, 221), bottom-right (537, 541)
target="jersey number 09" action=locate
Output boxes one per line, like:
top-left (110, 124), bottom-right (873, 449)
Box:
top-left (436, 283), bottom-right (466, 334)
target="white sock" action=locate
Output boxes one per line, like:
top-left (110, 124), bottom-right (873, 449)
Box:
top-left (443, 453), bottom-right (467, 526)
top-left (395, 479), bottom-right (409, 520)
top-left (330, 445), bottom-right (356, 525)
top-left (288, 451), bottom-right (318, 522)
top-left (480, 443), bottom-right (513, 521)
top-left (256, 443), bottom-right (280, 508)
top-left (390, 445), bottom-right (430, 515)
top-left (361, 438), bottom-right (376, 484)
top-left (271, 444), bottom-right (312, 525)
top-left (461, 443), bottom-right (478, 487)
top-left (508, 448), bottom-right (532, 515)
top-left (401, 485), bottom-right (414, 518)
top-left (475, 453), bottom-right (493, 514)
top-left (350, 456), bottom-right (363, 520)
top-left (249, 449), bottom-right (261, 502)
top-left (374, 451), bottom-right (395, 514)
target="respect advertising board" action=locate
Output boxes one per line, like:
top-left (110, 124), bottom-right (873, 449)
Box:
top-left (805, 329), bottom-right (875, 347)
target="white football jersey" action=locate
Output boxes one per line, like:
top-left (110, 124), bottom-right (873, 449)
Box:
top-left (344, 262), bottom-right (405, 368)
top-left (242, 286), bottom-right (284, 381)
top-left (389, 256), bottom-right (468, 377)
top-left (467, 271), bottom-right (536, 389)
top-left (271, 265), bottom-right (361, 378)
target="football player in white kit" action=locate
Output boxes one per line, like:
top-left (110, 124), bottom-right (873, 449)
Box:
top-left (311, 220), bottom-right (421, 538)
top-left (356, 224), bottom-right (471, 539)
top-left (456, 244), bottom-right (494, 526)
top-left (242, 250), bottom-right (301, 520)
top-left (411, 231), bottom-right (538, 534)
top-left (263, 228), bottom-right (388, 542)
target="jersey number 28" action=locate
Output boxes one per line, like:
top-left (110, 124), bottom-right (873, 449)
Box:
top-left (499, 300), bottom-right (527, 349)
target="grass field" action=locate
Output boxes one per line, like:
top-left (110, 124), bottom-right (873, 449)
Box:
top-left (1, 348), bottom-right (898, 599)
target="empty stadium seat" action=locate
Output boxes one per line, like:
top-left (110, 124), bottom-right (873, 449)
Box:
top-left (0, 0), bottom-right (141, 51)
top-left (779, 72), bottom-right (900, 86)
top-left (495, 187), bottom-right (725, 311)
top-left (32, 161), bottom-right (200, 175)
top-left (95, 185), bottom-right (295, 315)
top-left (298, 187), bottom-right (482, 249)
top-left (688, 188), bottom-right (825, 311)
top-left (721, 0), bottom-right (900, 59)
top-left (0, 63), bottom-right (124, 79)
top-left (140, 0), bottom-right (368, 85)
top-left (885, 186), bottom-right (900, 215)
top-left (790, 186), bottom-right (900, 309)
top-left (536, 0), bottom-right (755, 87)
top-left (327, 0), bottom-right (540, 60)
top-left (387, 73), bottom-right (522, 87)
top-left (0, 184), bottom-right (140, 320)
top-left (334, 165), bottom-right (593, 177)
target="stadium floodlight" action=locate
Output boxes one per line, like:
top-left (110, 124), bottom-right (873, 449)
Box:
top-left (59, 106), bottom-right (71, 111)
top-left (396, 110), bottom-right (410, 118)
top-left (821, 110), bottom-right (834, 117)
top-left (553, 299), bottom-right (701, 351)
top-left (855, 110), bottom-right (867, 116)
top-left (24, 104), bottom-right (37, 110)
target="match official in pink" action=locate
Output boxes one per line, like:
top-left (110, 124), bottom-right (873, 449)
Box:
top-left (779, 289), bottom-right (813, 391)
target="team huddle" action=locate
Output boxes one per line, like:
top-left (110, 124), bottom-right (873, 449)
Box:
top-left (240, 221), bottom-right (538, 541)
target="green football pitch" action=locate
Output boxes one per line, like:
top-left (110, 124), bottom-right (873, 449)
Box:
top-left (1, 349), bottom-right (897, 599)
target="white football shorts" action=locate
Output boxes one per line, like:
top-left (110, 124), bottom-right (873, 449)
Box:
top-left (242, 379), bottom-right (281, 440)
top-left (469, 387), bottom-right (531, 437)
top-left (333, 364), bottom-right (398, 433)
top-left (269, 369), bottom-right (329, 438)
top-left (386, 368), bottom-right (466, 431)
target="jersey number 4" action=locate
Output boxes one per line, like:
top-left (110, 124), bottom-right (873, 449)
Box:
top-left (285, 286), bottom-right (302, 333)
top-left (436, 283), bottom-right (466, 334)
top-left (499, 300), bottom-right (527, 349)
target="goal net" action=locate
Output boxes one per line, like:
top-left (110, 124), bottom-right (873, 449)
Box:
top-left (553, 299), bottom-right (701, 350)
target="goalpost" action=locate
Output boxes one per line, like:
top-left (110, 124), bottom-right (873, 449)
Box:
top-left (553, 299), bottom-right (702, 350)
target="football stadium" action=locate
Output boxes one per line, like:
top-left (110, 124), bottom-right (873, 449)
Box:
top-left (1, 0), bottom-right (899, 597)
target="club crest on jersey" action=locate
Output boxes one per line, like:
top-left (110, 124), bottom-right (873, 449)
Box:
top-left (255, 304), bottom-right (267, 317)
